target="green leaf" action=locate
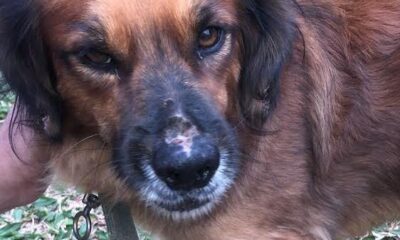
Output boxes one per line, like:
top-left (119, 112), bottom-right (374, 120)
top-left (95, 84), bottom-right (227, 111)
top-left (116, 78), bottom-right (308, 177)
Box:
top-left (12, 209), bottom-right (24, 222)
top-left (35, 209), bottom-right (49, 220)
top-left (0, 223), bottom-right (23, 238)
top-left (62, 210), bottom-right (72, 219)
top-left (45, 212), bottom-right (56, 222)
top-left (54, 214), bottom-right (66, 229)
top-left (54, 229), bottom-right (72, 240)
top-left (65, 218), bottom-right (73, 227)
top-left (32, 197), bottom-right (57, 208)
top-left (96, 230), bottom-right (109, 240)
top-left (17, 232), bottom-right (43, 240)
top-left (78, 221), bottom-right (89, 237)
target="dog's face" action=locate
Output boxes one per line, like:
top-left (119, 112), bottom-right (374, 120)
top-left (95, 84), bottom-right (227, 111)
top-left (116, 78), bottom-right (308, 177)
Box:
top-left (0, 0), bottom-right (294, 220)
top-left (48, 0), bottom-right (241, 219)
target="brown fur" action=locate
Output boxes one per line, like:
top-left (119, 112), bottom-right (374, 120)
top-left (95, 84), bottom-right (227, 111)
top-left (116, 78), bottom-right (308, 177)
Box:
top-left (2, 0), bottom-right (400, 239)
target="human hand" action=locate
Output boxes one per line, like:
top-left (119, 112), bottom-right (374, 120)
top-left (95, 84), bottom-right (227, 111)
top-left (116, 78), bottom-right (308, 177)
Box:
top-left (0, 108), bottom-right (51, 213)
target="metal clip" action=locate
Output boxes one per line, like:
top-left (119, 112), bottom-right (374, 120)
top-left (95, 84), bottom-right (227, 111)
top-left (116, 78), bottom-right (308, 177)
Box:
top-left (73, 194), bottom-right (101, 240)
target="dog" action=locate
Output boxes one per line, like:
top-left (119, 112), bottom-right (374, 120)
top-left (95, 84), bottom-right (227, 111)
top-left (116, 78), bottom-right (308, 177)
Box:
top-left (1, 0), bottom-right (400, 239)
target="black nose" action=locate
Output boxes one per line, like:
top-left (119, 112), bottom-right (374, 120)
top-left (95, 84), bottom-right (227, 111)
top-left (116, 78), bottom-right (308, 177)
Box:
top-left (152, 136), bottom-right (220, 191)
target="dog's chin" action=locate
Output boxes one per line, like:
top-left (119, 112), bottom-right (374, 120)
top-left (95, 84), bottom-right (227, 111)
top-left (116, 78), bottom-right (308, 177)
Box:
top-left (143, 187), bottom-right (225, 221)
top-left (148, 195), bottom-right (217, 221)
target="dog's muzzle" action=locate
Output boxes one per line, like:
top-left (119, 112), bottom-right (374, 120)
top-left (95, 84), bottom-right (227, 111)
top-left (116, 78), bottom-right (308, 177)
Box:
top-left (113, 74), bottom-right (239, 219)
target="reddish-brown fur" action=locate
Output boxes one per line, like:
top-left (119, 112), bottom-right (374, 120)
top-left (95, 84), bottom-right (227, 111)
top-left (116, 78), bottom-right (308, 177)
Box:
top-left (2, 0), bottom-right (400, 239)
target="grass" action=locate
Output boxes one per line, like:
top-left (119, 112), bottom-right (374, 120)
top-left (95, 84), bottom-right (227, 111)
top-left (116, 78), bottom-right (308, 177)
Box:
top-left (0, 91), bottom-right (398, 240)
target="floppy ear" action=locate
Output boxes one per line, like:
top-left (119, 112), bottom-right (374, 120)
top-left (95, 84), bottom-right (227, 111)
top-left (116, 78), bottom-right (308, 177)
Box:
top-left (238, 0), bottom-right (296, 130)
top-left (0, 0), bottom-right (62, 139)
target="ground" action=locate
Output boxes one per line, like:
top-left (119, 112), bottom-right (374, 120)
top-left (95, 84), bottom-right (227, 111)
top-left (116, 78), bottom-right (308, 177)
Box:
top-left (0, 186), bottom-right (153, 240)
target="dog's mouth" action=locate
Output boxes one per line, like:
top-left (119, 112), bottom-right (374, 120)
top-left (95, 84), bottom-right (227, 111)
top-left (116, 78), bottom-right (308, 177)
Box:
top-left (157, 197), bottom-right (209, 212)
top-left (148, 196), bottom-right (215, 221)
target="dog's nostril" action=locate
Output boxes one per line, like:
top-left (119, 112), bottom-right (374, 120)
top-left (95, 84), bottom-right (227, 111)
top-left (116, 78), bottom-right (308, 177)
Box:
top-left (161, 163), bottom-right (216, 191)
top-left (164, 99), bottom-right (174, 109)
top-left (165, 171), bottom-right (181, 185)
top-left (196, 166), bottom-right (211, 182)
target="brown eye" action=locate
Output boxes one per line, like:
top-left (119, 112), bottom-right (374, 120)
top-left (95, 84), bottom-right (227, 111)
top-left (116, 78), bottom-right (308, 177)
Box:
top-left (84, 50), bottom-right (112, 65)
top-left (79, 49), bottom-right (116, 71)
top-left (197, 27), bottom-right (225, 57)
top-left (199, 27), bottom-right (220, 49)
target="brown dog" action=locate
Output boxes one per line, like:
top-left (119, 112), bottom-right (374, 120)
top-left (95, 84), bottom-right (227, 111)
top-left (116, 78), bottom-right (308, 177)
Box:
top-left (1, 0), bottom-right (400, 239)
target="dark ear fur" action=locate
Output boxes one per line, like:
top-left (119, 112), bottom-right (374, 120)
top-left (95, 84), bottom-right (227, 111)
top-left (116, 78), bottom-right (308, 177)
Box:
top-left (0, 0), bottom-right (62, 139)
top-left (238, 0), bottom-right (296, 130)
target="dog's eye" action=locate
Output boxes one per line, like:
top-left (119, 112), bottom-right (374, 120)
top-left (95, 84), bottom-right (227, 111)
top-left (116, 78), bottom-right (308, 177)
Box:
top-left (79, 49), bottom-right (115, 71)
top-left (198, 27), bottom-right (225, 57)
top-left (85, 51), bottom-right (112, 64)
top-left (199, 27), bottom-right (220, 48)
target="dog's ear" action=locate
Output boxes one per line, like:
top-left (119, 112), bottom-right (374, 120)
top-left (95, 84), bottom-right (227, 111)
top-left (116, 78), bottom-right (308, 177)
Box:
top-left (238, 0), bottom-right (295, 130)
top-left (0, 0), bottom-right (62, 139)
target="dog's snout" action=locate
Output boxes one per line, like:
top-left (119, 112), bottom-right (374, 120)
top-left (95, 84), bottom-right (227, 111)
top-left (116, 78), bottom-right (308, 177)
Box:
top-left (152, 135), bottom-right (220, 191)
top-left (164, 115), bottom-right (197, 145)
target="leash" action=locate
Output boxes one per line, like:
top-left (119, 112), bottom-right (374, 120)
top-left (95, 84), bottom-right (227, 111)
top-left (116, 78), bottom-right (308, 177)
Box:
top-left (73, 194), bottom-right (101, 240)
top-left (100, 193), bottom-right (139, 240)
top-left (73, 193), bottom-right (139, 240)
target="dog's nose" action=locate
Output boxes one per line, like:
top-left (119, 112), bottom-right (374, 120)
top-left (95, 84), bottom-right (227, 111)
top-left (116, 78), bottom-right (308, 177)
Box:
top-left (152, 117), bottom-right (220, 191)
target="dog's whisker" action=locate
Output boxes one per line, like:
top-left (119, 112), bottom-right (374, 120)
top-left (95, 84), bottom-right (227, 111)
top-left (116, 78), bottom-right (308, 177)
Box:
top-left (74, 140), bottom-right (111, 183)
top-left (55, 134), bottom-right (102, 160)
top-left (55, 147), bottom-right (108, 157)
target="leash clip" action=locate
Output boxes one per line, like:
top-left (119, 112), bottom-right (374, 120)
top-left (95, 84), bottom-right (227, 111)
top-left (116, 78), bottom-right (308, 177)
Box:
top-left (73, 193), bottom-right (101, 240)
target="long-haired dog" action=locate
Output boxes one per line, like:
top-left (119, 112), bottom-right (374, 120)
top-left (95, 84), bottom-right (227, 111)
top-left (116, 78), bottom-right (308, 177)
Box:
top-left (1, 0), bottom-right (400, 239)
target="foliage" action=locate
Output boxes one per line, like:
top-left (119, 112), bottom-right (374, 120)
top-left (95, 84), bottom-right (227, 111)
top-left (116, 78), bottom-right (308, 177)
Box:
top-left (0, 187), bottom-right (109, 240)
top-left (0, 73), bottom-right (14, 120)
top-left (0, 186), bottom-right (154, 240)
top-left (358, 222), bottom-right (400, 240)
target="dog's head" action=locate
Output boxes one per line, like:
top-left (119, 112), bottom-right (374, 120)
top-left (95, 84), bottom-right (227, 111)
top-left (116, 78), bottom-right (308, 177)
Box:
top-left (0, 0), bottom-right (295, 220)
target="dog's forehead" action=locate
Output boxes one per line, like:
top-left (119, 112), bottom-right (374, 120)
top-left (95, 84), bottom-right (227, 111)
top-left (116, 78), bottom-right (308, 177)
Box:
top-left (88, 0), bottom-right (196, 26)
top-left (86, 0), bottom-right (236, 35)
top-left (86, 0), bottom-right (197, 50)
top-left (43, 0), bottom-right (236, 55)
